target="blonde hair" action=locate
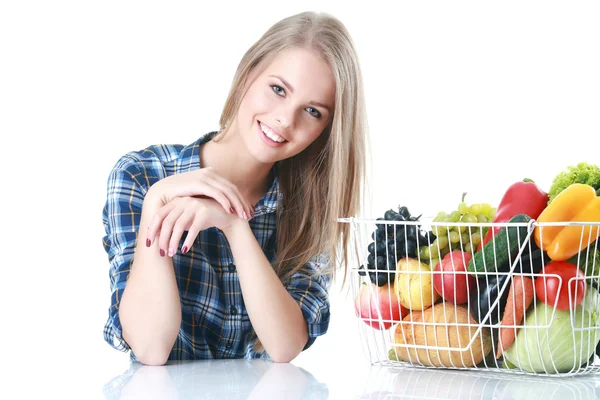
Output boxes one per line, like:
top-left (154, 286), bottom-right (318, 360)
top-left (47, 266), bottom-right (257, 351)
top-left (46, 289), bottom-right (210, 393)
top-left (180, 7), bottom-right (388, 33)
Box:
top-left (213, 11), bottom-right (369, 353)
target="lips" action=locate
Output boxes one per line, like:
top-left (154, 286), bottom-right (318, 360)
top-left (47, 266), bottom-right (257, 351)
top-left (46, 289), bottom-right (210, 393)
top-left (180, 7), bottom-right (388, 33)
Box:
top-left (257, 120), bottom-right (287, 148)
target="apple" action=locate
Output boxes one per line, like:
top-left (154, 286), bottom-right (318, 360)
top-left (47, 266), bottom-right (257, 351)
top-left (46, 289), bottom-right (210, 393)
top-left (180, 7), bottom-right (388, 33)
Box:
top-left (355, 282), bottom-right (408, 330)
top-left (433, 250), bottom-right (475, 304)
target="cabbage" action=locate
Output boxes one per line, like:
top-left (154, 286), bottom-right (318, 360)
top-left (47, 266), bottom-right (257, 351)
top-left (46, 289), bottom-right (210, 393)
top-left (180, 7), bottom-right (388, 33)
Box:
top-left (503, 286), bottom-right (600, 373)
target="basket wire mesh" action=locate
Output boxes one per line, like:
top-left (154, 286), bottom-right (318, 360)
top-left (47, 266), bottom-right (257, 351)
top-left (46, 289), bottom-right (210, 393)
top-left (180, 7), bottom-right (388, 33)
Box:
top-left (340, 216), bottom-right (600, 377)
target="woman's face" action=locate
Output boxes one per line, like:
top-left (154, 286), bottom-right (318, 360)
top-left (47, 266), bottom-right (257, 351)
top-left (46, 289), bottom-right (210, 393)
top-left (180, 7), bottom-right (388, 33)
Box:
top-left (236, 47), bottom-right (336, 164)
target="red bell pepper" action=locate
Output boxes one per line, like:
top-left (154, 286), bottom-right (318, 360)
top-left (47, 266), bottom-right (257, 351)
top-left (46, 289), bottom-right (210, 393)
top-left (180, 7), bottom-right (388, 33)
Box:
top-left (478, 179), bottom-right (548, 250)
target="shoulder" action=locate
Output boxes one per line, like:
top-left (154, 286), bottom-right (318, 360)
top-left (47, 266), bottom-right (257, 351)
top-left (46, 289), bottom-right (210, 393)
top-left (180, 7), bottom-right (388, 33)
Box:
top-left (106, 132), bottom-right (217, 187)
top-left (113, 143), bottom-right (185, 174)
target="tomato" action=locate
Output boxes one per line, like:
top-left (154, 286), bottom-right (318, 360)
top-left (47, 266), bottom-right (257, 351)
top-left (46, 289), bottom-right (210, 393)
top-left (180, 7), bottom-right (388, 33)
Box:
top-left (433, 251), bottom-right (475, 305)
top-left (535, 261), bottom-right (586, 310)
top-left (354, 282), bottom-right (408, 330)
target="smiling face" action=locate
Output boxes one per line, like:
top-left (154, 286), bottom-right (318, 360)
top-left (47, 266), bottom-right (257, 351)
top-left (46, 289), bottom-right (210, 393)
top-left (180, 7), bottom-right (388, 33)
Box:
top-left (234, 47), bottom-right (336, 164)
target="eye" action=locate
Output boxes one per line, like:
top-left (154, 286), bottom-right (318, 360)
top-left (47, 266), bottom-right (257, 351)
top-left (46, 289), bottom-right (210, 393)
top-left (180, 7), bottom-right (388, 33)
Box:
top-left (271, 85), bottom-right (285, 96)
top-left (306, 107), bottom-right (322, 119)
top-left (271, 84), bottom-right (322, 119)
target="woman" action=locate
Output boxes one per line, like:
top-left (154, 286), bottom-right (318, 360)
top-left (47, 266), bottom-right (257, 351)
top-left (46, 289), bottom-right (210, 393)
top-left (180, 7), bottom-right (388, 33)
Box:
top-left (102, 10), bottom-right (369, 365)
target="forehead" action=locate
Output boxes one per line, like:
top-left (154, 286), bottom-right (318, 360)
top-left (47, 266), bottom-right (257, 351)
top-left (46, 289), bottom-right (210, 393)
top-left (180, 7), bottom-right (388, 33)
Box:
top-left (261, 47), bottom-right (335, 103)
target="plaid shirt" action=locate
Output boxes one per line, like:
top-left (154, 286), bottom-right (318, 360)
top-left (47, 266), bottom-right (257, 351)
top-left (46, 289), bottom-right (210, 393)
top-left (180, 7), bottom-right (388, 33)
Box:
top-left (102, 131), bottom-right (331, 361)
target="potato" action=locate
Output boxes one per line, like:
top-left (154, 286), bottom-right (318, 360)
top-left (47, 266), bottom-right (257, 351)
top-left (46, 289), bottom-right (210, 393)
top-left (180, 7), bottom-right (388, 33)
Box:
top-left (395, 257), bottom-right (440, 310)
top-left (393, 302), bottom-right (492, 368)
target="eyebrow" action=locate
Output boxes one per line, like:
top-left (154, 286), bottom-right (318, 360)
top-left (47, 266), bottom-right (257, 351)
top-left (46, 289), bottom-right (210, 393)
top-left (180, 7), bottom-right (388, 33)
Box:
top-left (269, 75), bottom-right (332, 113)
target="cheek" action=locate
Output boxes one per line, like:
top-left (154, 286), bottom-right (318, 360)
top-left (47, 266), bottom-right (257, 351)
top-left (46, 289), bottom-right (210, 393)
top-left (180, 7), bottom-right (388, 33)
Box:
top-left (297, 127), bottom-right (325, 150)
top-left (242, 86), bottom-right (272, 116)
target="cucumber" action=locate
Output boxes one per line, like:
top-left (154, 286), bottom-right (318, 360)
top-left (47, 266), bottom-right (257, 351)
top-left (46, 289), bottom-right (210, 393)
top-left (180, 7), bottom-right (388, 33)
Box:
top-left (467, 214), bottom-right (532, 276)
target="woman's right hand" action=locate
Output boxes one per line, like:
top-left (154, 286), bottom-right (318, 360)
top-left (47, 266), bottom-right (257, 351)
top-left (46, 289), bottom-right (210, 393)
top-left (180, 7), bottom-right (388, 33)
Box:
top-left (146, 167), bottom-right (254, 220)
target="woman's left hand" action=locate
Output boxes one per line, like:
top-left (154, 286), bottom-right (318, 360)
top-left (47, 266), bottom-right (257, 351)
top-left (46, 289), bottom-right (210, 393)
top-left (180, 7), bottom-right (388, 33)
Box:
top-left (146, 196), bottom-right (248, 257)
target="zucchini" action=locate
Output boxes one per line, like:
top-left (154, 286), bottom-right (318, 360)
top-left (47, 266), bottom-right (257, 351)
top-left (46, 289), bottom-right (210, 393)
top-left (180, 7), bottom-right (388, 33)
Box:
top-left (467, 214), bottom-right (533, 276)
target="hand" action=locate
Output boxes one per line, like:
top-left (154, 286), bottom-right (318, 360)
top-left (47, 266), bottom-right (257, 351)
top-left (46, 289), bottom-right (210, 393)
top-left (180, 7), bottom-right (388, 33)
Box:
top-left (145, 196), bottom-right (247, 256)
top-left (147, 167), bottom-right (254, 220)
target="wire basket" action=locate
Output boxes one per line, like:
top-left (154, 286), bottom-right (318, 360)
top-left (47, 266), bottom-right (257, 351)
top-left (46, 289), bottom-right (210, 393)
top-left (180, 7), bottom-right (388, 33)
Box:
top-left (339, 216), bottom-right (600, 377)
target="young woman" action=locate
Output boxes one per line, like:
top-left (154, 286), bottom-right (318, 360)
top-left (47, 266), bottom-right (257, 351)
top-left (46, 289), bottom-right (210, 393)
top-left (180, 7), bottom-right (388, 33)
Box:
top-left (102, 10), bottom-right (369, 365)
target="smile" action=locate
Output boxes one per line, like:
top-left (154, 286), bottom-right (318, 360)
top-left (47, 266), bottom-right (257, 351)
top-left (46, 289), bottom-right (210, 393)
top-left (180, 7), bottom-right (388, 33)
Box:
top-left (258, 121), bottom-right (288, 148)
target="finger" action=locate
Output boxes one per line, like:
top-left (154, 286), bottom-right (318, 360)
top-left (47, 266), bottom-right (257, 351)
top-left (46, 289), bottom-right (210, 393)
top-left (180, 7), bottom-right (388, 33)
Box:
top-left (200, 173), bottom-right (246, 218)
top-left (203, 174), bottom-right (252, 219)
top-left (158, 207), bottom-right (185, 257)
top-left (205, 170), bottom-right (254, 217)
top-left (181, 215), bottom-right (206, 254)
top-left (168, 211), bottom-right (194, 256)
top-left (225, 181), bottom-right (255, 219)
top-left (191, 179), bottom-right (237, 217)
top-left (146, 201), bottom-right (177, 247)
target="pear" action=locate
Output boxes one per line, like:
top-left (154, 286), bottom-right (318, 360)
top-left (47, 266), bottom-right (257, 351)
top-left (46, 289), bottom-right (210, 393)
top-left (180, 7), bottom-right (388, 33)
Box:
top-left (394, 257), bottom-right (440, 310)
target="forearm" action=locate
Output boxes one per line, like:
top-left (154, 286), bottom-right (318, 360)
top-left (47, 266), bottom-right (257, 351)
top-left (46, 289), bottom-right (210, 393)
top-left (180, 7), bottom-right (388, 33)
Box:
top-left (223, 221), bottom-right (308, 363)
top-left (119, 193), bottom-right (182, 365)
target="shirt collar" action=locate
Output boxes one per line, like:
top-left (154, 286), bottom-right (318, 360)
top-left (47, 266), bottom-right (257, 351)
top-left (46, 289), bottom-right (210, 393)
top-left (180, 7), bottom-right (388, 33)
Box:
top-left (175, 131), bottom-right (281, 216)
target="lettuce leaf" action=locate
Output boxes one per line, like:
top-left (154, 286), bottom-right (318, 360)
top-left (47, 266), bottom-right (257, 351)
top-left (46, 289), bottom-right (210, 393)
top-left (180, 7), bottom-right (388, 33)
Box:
top-left (503, 286), bottom-right (600, 373)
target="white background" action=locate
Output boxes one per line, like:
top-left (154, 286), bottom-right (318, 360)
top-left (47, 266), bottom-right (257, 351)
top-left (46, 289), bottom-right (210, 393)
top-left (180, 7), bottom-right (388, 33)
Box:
top-left (1, 0), bottom-right (599, 398)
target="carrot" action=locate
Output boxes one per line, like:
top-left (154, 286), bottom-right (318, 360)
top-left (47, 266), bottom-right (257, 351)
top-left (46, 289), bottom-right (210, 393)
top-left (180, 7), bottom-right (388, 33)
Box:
top-left (496, 276), bottom-right (535, 359)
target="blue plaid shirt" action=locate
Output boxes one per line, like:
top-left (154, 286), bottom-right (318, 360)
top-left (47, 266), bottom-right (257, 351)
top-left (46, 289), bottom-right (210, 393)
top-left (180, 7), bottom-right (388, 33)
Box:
top-left (102, 131), bottom-right (331, 361)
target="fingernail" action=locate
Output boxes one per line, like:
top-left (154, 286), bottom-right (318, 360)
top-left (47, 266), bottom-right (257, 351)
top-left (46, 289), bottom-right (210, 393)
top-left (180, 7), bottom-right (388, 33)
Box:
top-left (182, 246), bottom-right (188, 254)
top-left (146, 238), bottom-right (151, 247)
top-left (229, 207), bottom-right (234, 214)
top-left (168, 248), bottom-right (174, 257)
top-left (243, 211), bottom-right (248, 219)
top-left (160, 249), bottom-right (165, 257)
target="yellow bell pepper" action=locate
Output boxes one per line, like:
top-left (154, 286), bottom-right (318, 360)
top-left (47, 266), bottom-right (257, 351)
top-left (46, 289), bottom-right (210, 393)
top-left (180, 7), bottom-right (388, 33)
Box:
top-left (534, 183), bottom-right (600, 261)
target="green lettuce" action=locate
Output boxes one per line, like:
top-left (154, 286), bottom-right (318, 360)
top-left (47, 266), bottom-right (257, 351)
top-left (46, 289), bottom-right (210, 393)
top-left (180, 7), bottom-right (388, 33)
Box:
top-left (503, 287), bottom-right (600, 374)
top-left (548, 162), bottom-right (600, 203)
top-left (567, 240), bottom-right (600, 277)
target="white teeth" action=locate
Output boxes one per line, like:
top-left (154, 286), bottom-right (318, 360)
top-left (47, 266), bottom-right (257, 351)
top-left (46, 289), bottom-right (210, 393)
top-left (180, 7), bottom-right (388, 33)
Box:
top-left (260, 122), bottom-right (286, 143)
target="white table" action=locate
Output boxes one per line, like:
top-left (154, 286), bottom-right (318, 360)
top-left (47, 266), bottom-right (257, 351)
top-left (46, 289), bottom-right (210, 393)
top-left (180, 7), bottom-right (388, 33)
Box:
top-left (96, 358), bottom-right (600, 399)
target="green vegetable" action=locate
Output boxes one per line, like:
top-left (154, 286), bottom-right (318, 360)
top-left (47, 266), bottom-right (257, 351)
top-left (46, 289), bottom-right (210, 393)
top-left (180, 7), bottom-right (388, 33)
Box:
top-left (502, 358), bottom-right (516, 369)
top-left (581, 283), bottom-right (600, 321)
top-left (548, 162), bottom-right (600, 204)
top-left (503, 286), bottom-right (600, 374)
top-left (468, 214), bottom-right (532, 275)
top-left (567, 240), bottom-right (600, 277)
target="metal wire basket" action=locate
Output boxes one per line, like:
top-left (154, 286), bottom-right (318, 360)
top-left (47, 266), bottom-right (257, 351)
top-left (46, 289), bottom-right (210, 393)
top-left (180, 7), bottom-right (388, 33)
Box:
top-left (340, 216), bottom-right (600, 377)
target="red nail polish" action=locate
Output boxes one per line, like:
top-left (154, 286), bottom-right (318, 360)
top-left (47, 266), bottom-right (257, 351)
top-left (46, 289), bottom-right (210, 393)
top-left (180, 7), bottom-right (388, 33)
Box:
top-left (229, 207), bottom-right (234, 214)
top-left (160, 249), bottom-right (165, 257)
top-left (182, 246), bottom-right (188, 254)
top-left (146, 238), bottom-right (151, 247)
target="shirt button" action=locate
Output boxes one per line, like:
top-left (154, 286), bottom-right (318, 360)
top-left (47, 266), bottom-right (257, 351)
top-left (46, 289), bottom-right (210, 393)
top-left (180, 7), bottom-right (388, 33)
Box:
top-left (230, 306), bottom-right (238, 315)
top-left (228, 263), bottom-right (236, 272)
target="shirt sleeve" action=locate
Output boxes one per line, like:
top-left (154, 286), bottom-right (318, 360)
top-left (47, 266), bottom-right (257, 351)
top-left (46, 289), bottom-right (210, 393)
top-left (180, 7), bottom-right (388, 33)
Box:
top-left (285, 252), bottom-right (332, 351)
top-left (101, 155), bottom-right (149, 355)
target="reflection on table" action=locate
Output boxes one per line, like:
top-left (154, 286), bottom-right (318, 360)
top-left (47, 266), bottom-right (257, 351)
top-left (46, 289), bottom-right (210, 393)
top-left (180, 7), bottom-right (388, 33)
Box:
top-left (103, 359), bottom-right (328, 400)
top-left (354, 365), bottom-right (600, 400)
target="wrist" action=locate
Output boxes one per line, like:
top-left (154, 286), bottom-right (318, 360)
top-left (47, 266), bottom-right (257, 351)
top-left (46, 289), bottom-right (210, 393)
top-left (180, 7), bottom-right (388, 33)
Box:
top-left (145, 183), bottom-right (167, 208)
top-left (222, 218), bottom-right (251, 239)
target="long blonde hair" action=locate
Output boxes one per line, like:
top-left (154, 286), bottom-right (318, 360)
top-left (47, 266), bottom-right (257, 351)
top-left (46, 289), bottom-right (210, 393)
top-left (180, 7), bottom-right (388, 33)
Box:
top-left (213, 11), bottom-right (370, 352)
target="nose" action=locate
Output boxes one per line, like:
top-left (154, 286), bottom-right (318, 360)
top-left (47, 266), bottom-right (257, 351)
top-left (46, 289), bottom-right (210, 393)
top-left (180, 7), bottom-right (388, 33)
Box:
top-left (275, 106), bottom-right (295, 131)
